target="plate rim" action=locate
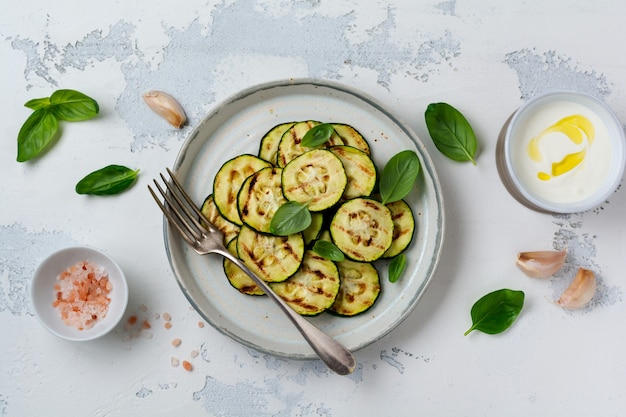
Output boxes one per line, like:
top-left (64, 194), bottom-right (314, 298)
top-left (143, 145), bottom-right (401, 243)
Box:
top-left (165, 77), bottom-right (446, 358)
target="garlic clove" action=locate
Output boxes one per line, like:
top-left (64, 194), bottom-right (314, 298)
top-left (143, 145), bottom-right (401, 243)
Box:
top-left (516, 250), bottom-right (567, 278)
top-left (142, 90), bottom-right (187, 128)
top-left (556, 267), bottom-right (596, 310)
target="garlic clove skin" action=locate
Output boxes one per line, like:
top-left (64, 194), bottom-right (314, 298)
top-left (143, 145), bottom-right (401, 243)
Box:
top-left (556, 267), bottom-right (597, 310)
top-left (142, 90), bottom-right (187, 128)
top-left (516, 250), bottom-right (567, 278)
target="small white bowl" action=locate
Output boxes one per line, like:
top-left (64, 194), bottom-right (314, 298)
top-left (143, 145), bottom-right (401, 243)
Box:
top-left (31, 246), bottom-right (129, 341)
top-left (496, 90), bottom-right (626, 213)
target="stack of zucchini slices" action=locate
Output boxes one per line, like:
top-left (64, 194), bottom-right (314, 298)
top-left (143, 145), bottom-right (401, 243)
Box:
top-left (201, 120), bottom-right (415, 317)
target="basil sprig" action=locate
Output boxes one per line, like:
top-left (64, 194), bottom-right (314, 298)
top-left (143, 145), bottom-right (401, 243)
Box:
top-left (312, 240), bottom-right (345, 262)
top-left (424, 102), bottom-right (477, 165)
top-left (17, 89), bottom-right (99, 162)
top-left (379, 150), bottom-right (421, 205)
top-left (76, 165), bottom-right (139, 195)
top-left (269, 201), bottom-right (311, 236)
top-left (301, 123), bottom-right (334, 148)
top-left (464, 289), bottom-right (524, 336)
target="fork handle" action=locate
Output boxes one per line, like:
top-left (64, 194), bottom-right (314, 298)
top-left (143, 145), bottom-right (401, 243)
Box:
top-left (218, 249), bottom-right (356, 375)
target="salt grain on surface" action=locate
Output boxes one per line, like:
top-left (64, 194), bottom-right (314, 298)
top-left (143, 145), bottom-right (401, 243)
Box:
top-left (52, 260), bottom-right (112, 331)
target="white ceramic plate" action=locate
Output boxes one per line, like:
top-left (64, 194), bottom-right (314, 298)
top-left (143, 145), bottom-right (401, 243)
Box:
top-left (165, 79), bottom-right (444, 359)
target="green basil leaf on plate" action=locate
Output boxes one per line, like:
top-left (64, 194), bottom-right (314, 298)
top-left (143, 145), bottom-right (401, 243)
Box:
top-left (76, 165), bottom-right (139, 195)
top-left (301, 123), bottom-right (334, 148)
top-left (425, 102), bottom-right (478, 164)
top-left (270, 201), bottom-right (311, 236)
top-left (379, 150), bottom-right (420, 205)
top-left (312, 240), bottom-right (345, 262)
top-left (464, 289), bottom-right (524, 336)
top-left (388, 253), bottom-right (406, 283)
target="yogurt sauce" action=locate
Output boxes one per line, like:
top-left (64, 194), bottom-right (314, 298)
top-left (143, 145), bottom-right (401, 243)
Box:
top-left (510, 100), bottom-right (613, 204)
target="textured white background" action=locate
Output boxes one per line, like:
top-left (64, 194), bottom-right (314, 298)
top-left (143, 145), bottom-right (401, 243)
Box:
top-left (1, 1), bottom-right (625, 416)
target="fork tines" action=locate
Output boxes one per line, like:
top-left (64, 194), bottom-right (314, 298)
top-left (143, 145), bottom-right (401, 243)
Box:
top-left (148, 168), bottom-right (212, 246)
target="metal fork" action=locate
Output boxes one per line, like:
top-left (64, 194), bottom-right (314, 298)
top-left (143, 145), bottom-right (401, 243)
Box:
top-left (148, 168), bottom-right (356, 375)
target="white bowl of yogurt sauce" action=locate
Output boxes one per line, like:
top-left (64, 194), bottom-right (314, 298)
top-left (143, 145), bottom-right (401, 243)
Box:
top-left (497, 91), bottom-right (625, 213)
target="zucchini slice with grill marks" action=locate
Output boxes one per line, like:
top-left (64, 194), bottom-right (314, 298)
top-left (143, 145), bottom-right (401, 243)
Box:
top-left (382, 199), bottom-right (415, 258)
top-left (236, 224), bottom-right (304, 283)
top-left (329, 145), bottom-right (377, 200)
top-left (282, 149), bottom-right (347, 212)
top-left (330, 197), bottom-right (394, 262)
top-left (276, 120), bottom-right (344, 167)
top-left (269, 250), bottom-right (340, 316)
top-left (200, 194), bottom-right (241, 244)
top-left (223, 237), bottom-right (264, 296)
top-left (329, 259), bottom-right (380, 316)
top-left (237, 166), bottom-right (287, 234)
top-left (332, 123), bottom-right (370, 155)
top-left (258, 122), bottom-right (295, 164)
top-left (213, 154), bottom-right (272, 225)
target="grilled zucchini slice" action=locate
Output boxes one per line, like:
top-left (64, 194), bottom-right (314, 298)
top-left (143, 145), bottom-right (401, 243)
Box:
top-left (270, 250), bottom-right (340, 316)
top-left (276, 120), bottom-right (344, 167)
top-left (236, 224), bottom-right (304, 282)
top-left (213, 154), bottom-right (272, 225)
top-left (332, 123), bottom-right (370, 155)
top-left (237, 166), bottom-right (287, 234)
top-left (200, 194), bottom-right (240, 244)
top-left (382, 199), bottom-right (415, 258)
top-left (329, 145), bottom-right (376, 200)
top-left (258, 122), bottom-right (295, 164)
top-left (330, 198), bottom-right (394, 262)
top-left (282, 149), bottom-right (347, 212)
top-left (223, 238), bottom-right (264, 296)
top-left (329, 259), bottom-right (380, 316)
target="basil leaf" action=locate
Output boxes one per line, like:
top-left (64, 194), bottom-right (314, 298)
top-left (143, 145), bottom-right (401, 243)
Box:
top-left (464, 289), bottom-right (524, 336)
top-left (312, 240), bottom-right (345, 262)
top-left (301, 123), bottom-right (334, 148)
top-left (424, 103), bottom-right (477, 165)
top-left (270, 201), bottom-right (311, 236)
top-left (24, 97), bottom-right (51, 110)
top-left (388, 253), bottom-right (406, 283)
top-left (76, 165), bottom-right (139, 195)
top-left (425, 102), bottom-right (478, 165)
top-left (379, 150), bottom-right (420, 205)
top-left (49, 89), bottom-right (99, 121)
top-left (16, 109), bottom-right (59, 162)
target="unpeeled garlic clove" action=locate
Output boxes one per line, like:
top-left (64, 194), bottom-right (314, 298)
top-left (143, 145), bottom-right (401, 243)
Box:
top-left (556, 267), bottom-right (596, 310)
top-left (516, 250), bottom-right (567, 278)
top-left (142, 90), bottom-right (187, 128)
